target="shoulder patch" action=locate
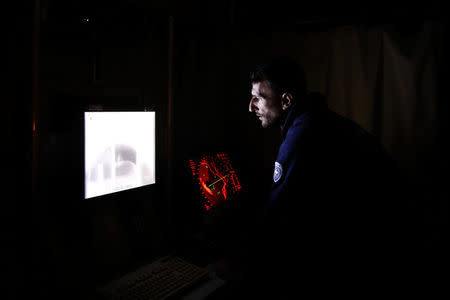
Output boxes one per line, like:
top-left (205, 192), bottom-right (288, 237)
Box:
top-left (273, 162), bottom-right (283, 183)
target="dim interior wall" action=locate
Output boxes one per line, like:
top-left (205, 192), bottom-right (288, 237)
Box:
top-left (6, 2), bottom-right (35, 300)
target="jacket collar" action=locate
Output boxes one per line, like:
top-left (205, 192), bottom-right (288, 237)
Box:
top-left (280, 92), bottom-right (327, 139)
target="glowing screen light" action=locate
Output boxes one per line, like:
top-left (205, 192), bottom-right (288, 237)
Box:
top-left (84, 111), bottom-right (155, 199)
top-left (189, 153), bottom-right (242, 211)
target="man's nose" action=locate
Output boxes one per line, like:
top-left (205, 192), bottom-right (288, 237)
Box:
top-left (249, 98), bottom-right (257, 112)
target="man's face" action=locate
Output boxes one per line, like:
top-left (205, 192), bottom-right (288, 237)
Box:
top-left (249, 80), bottom-right (283, 128)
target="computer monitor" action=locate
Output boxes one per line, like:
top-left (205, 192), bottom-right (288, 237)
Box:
top-left (84, 111), bottom-right (156, 199)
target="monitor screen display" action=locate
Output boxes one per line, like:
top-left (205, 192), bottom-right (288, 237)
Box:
top-left (84, 111), bottom-right (156, 199)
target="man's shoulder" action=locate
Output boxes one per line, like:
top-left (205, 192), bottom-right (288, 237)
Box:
top-left (315, 109), bottom-right (381, 148)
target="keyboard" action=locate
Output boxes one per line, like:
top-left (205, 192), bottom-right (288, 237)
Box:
top-left (98, 256), bottom-right (209, 300)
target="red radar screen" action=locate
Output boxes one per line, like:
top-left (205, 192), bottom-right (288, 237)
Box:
top-left (189, 153), bottom-right (242, 211)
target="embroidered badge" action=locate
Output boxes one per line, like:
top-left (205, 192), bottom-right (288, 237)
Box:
top-left (273, 162), bottom-right (282, 183)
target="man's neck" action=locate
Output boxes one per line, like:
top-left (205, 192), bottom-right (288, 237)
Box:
top-left (279, 93), bottom-right (328, 137)
top-left (280, 102), bottom-right (297, 136)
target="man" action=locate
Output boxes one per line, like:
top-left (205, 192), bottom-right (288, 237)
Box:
top-left (244, 57), bottom-right (411, 296)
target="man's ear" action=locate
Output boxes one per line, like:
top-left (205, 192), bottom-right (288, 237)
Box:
top-left (281, 93), bottom-right (293, 110)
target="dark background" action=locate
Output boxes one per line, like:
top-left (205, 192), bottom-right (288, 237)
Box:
top-left (5, 1), bottom-right (448, 299)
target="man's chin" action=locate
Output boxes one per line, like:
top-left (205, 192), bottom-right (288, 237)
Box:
top-left (261, 121), bottom-right (270, 128)
top-left (261, 118), bottom-right (279, 129)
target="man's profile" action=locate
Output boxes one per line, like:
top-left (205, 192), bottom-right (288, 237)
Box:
top-left (238, 56), bottom-right (411, 296)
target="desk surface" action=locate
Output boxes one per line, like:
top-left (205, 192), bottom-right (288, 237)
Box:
top-left (181, 263), bottom-right (225, 300)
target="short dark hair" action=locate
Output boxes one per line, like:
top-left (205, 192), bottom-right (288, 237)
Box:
top-left (250, 57), bottom-right (307, 98)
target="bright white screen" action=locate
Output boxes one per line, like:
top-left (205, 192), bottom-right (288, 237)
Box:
top-left (84, 111), bottom-right (156, 199)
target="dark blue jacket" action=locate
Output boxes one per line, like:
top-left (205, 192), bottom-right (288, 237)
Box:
top-left (267, 94), bottom-right (395, 222)
top-left (250, 93), bottom-right (410, 292)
